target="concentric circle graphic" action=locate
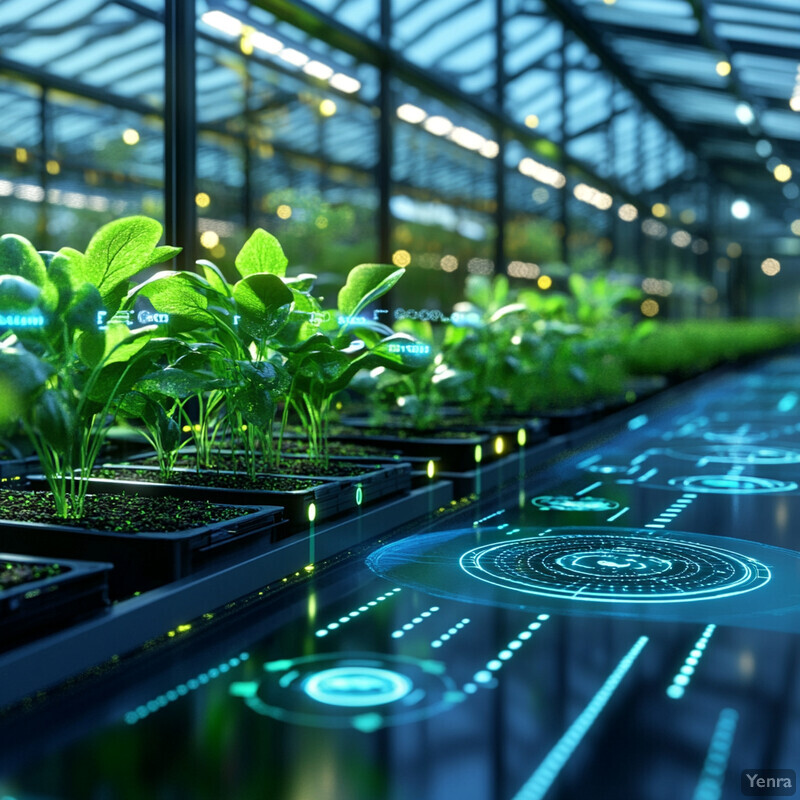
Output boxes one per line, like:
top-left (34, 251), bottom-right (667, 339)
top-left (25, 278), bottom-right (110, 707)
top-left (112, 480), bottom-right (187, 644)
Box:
top-left (532, 495), bottom-right (620, 512)
top-left (229, 653), bottom-right (462, 731)
top-left (666, 444), bottom-right (800, 465)
top-left (668, 475), bottom-right (798, 494)
top-left (458, 533), bottom-right (771, 603)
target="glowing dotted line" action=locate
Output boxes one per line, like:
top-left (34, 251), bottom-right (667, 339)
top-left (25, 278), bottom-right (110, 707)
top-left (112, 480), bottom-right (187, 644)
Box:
top-left (505, 527), bottom-right (521, 536)
top-left (645, 493), bottom-right (697, 528)
top-left (124, 652), bottom-right (250, 724)
top-left (316, 588), bottom-right (402, 637)
top-left (692, 708), bottom-right (738, 800)
top-left (391, 605), bottom-right (440, 639)
top-left (667, 624), bottom-right (716, 699)
top-left (463, 614), bottom-right (550, 693)
top-left (512, 636), bottom-right (649, 800)
top-left (474, 509), bottom-right (506, 526)
top-left (431, 618), bottom-right (471, 648)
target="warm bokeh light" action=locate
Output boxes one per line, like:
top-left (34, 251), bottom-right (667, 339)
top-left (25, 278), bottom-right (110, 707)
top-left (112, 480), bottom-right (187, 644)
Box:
top-left (211, 244), bottom-right (226, 259)
top-left (329, 73), bottom-right (361, 93)
top-left (276, 204), bottom-right (292, 219)
top-left (440, 254), bottom-right (458, 272)
top-left (618, 203), bottom-right (638, 222)
top-left (790, 96), bottom-right (800, 112)
top-left (14, 148), bottom-right (27, 163)
top-left (726, 242), bottom-right (742, 258)
top-left (670, 230), bottom-right (691, 248)
top-left (392, 249), bottom-right (411, 267)
top-left (195, 192), bottom-right (211, 208)
top-left (679, 209), bottom-right (696, 225)
top-left (304, 60), bottom-right (334, 80)
top-left (45, 160), bottom-right (60, 175)
top-left (122, 128), bottom-right (140, 145)
top-left (640, 299), bottom-right (659, 317)
top-left (508, 261), bottom-right (540, 280)
top-left (715, 61), bottom-right (731, 77)
top-left (319, 99), bottom-right (337, 117)
top-left (537, 275), bottom-right (552, 290)
top-left (518, 157), bottom-right (566, 189)
top-left (791, 219), bottom-right (800, 236)
top-left (761, 258), bottom-right (780, 276)
top-left (773, 163), bottom-right (792, 182)
top-left (651, 202), bottom-right (668, 218)
top-left (524, 114), bottom-right (539, 128)
top-left (200, 230), bottom-right (220, 249)
top-left (730, 199), bottom-right (750, 219)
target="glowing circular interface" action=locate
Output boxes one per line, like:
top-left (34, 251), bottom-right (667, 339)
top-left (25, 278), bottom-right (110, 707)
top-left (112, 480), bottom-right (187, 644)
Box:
top-left (668, 475), bottom-right (798, 495)
top-left (459, 533), bottom-right (770, 603)
top-left (702, 430), bottom-right (769, 444)
top-left (303, 667), bottom-right (413, 707)
top-left (532, 495), bottom-right (620, 512)
top-left (666, 444), bottom-right (800, 465)
top-left (230, 653), bottom-right (460, 731)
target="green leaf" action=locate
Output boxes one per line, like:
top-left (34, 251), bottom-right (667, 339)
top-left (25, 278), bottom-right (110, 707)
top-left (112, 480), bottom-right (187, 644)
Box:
top-left (0, 275), bottom-right (41, 312)
top-left (197, 259), bottom-right (231, 296)
top-left (233, 273), bottom-right (294, 340)
top-left (0, 234), bottom-right (48, 287)
top-left (80, 216), bottom-right (164, 302)
top-left (148, 245), bottom-right (181, 267)
top-left (337, 264), bottom-right (404, 319)
top-left (0, 344), bottom-right (52, 401)
top-left (135, 367), bottom-right (219, 399)
top-left (235, 228), bottom-right (288, 278)
top-left (33, 390), bottom-right (75, 452)
top-left (65, 284), bottom-right (105, 332)
top-left (131, 271), bottom-right (214, 324)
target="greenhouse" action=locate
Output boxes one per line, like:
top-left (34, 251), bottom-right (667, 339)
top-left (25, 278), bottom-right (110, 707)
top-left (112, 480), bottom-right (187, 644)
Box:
top-left (0, 0), bottom-right (799, 798)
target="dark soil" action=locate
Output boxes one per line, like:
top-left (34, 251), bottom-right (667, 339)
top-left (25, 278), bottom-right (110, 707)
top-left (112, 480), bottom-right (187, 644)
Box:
top-left (0, 560), bottom-right (64, 591)
top-left (280, 439), bottom-right (391, 457)
top-left (0, 490), bottom-right (255, 534)
top-left (340, 426), bottom-right (479, 440)
top-left (122, 456), bottom-right (375, 479)
top-left (95, 467), bottom-right (322, 492)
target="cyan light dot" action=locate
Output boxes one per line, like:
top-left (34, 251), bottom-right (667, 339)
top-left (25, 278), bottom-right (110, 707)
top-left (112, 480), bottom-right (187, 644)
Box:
top-left (413, 617), bottom-right (423, 624)
top-left (498, 650), bottom-right (513, 660)
top-left (339, 617), bottom-right (350, 623)
top-left (402, 623), bottom-right (413, 631)
top-left (667, 685), bottom-right (685, 699)
top-left (487, 659), bottom-right (503, 671)
top-left (432, 641), bottom-right (442, 648)
top-left (229, 658), bottom-right (240, 667)
top-left (391, 631), bottom-right (403, 639)
top-left (518, 631), bottom-right (532, 640)
top-left (508, 641), bottom-right (522, 650)
top-left (529, 622), bottom-right (541, 631)
top-left (463, 683), bottom-right (478, 693)
top-left (441, 634), bottom-right (450, 641)
top-left (686, 657), bottom-right (699, 666)
top-left (674, 674), bottom-right (690, 686)
top-left (316, 630), bottom-right (328, 637)
top-left (421, 611), bottom-right (431, 618)
top-left (474, 670), bottom-right (493, 684)
top-left (219, 664), bottom-right (230, 674)
top-left (349, 611), bottom-right (359, 617)
top-left (327, 623), bottom-right (339, 630)
top-left (124, 712), bottom-right (139, 725)
top-left (537, 614), bottom-right (550, 620)
top-left (680, 665), bottom-right (695, 676)
top-left (208, 668), bottom-right (220, 679)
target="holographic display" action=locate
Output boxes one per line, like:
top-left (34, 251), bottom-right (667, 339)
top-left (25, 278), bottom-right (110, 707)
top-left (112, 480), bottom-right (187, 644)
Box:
top-left (532, 495), bottom-right (620, 512)
top-left (459, 532), bottom-right (770, 603)
top-left (665, 444), bottom-right (800, 465)
top-left (367, 526), bottom-right (800, 627)
top-left (229, 653), bottom-right (462, 731)
top-left (667, 475), bottom-right (798, 494)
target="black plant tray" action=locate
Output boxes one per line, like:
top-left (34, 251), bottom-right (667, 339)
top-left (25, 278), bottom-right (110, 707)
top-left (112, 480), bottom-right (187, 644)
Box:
top-left (0, 552), bottom-right (111, 646)
top-left (110, 454), bottom-right (413, 524)
top-left (0, 492), bottom-right (283, 599)
top-left (325, 428), bottom-right (491, 473)
top-left (282, 451), bottom-right (441, 488)
top-left (341, 413), bottom-right (547, 448)
top-left (0, 456), bottom-right (39, 480)
top-left (277, 459), bottom-right (412, 514)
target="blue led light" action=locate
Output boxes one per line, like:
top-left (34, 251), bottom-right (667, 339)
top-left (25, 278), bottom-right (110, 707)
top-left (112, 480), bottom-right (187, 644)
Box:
top-left (303, 667), bottom-right (413, 707)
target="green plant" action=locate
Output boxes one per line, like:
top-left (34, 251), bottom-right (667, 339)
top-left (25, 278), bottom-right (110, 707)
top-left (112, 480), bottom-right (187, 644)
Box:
top-left (0, 217), bottom-right (178, 518)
